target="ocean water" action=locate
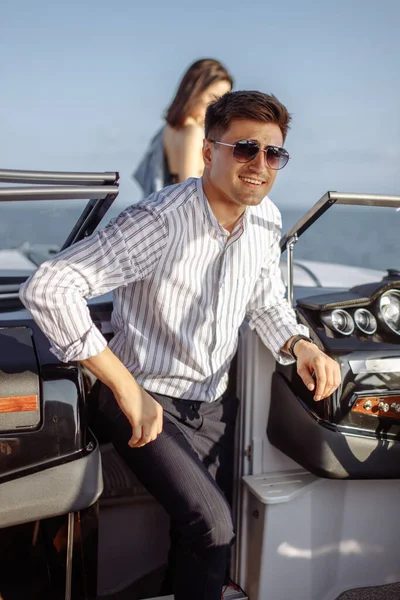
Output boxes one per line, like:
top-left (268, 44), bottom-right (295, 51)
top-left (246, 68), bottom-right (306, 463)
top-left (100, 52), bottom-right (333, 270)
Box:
top-left (0, 201), bottom-right (399, 273)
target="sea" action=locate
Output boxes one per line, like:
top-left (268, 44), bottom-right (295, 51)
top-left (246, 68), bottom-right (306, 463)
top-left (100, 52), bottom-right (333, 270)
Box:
top-left (0, 201), bottom-right (399, 273)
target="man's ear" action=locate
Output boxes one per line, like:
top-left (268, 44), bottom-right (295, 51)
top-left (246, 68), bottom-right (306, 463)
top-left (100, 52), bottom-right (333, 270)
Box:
top-left (202, 139), bottom-right (213, 168)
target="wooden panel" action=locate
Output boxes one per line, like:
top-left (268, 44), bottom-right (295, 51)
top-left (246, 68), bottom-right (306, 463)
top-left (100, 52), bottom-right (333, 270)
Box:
top-left (352, 395), bottom-right (400, 419)
top-left (0, 395), bottom-right (38, 413)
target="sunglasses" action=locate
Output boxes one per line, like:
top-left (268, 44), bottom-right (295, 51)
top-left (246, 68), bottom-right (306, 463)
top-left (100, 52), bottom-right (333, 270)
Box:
top-left (209, 139), bottom-right (290, 170)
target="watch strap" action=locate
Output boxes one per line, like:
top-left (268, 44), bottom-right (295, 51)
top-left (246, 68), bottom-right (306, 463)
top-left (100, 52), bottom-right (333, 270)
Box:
top-left (288, 334), bottom-right (313, 360)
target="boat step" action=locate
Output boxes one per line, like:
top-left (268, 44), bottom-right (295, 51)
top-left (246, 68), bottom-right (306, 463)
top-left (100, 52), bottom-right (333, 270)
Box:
top-left (148, 585), bottom-right (248, 599)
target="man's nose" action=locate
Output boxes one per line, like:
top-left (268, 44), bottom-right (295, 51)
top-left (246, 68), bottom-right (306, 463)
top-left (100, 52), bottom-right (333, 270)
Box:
top-left (250, 148), bottom-right (267, 170)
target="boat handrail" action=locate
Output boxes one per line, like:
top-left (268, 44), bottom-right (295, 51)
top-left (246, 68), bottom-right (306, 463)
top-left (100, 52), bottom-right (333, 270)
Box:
top-left (281, 190), bottom-right (400, 308)
top-left (0, 185), bottom-right (119, 202)
top-left (0, 168), bottom-right (119, 186)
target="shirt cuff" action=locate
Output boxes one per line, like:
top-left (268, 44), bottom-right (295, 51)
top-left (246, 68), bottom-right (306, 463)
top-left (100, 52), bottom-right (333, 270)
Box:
top-left (50, 323), bottom-right (108, 363)
top-left (276, 323), bottom-right (310, 365)
top-left (250, 321), bottom-right (309, 365)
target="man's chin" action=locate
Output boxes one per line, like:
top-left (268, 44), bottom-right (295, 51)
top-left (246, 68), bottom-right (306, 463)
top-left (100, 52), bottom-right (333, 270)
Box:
top-left (237, 192), bottom-right (266, 207)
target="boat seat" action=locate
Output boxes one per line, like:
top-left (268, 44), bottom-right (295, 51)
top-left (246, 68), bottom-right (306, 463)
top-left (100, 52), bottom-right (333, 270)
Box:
top-left (336, 582), bottom-right (400, 599)
top-left (87, 379), bottom-right (150, 502)
top-left (99, 442), bottom-right (149, 501)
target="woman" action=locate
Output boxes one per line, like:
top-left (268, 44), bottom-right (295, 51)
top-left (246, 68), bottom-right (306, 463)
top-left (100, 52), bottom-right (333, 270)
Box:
top-left (133, 58), bottom-right (233, 196)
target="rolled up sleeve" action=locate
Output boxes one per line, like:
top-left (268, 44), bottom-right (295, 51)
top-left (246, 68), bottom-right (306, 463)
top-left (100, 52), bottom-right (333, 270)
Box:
top-left (19, 205), bottom-right (167, 362)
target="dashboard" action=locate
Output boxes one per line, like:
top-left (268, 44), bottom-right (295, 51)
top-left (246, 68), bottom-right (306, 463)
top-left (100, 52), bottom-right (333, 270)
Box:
top-left (268, 276), bottom-right (400, 478)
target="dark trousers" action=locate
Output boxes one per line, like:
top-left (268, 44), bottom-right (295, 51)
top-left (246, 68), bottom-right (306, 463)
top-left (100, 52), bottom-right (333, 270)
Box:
top-left (97, 384), bottom-right (239, 600)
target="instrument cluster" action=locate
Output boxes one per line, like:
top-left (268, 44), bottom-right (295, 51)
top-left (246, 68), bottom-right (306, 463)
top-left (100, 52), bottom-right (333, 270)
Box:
top-left (320, 289), bottom-right (400, 338)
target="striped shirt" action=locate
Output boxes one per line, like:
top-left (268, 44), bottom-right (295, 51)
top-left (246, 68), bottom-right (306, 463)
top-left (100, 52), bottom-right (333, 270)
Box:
top-left (20, 177), bottom-right (302, 402)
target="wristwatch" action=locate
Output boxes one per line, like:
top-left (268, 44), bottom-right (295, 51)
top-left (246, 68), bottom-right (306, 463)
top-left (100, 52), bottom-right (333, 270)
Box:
top-left (288, 334), bottom-right (314, 360)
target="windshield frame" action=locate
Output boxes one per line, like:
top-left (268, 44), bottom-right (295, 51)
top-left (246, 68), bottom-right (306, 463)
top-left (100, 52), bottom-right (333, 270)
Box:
top-left (281, 191), bottom-right (400, 307)
top-left (0, 168), bottom-right (119, 249)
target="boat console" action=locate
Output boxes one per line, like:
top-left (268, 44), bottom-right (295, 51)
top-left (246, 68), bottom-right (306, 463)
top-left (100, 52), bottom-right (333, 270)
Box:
top-left (268, 192), bottom-right (400, 478)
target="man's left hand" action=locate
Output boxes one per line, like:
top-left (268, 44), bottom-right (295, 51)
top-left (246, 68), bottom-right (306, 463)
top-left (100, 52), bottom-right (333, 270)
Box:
top-left (293, 339), bottom-right (341, 401)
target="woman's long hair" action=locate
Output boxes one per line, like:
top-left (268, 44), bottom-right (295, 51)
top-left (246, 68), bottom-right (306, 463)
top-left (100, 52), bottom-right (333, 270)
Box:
top-left (165, 58), bottom-right (233, 128)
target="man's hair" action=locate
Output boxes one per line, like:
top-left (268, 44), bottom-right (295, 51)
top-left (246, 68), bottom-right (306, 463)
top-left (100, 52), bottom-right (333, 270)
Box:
top-left (205, 90), bottom-right (291, 142)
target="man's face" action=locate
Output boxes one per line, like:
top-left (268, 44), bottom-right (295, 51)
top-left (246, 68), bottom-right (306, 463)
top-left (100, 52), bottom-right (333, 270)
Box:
top-left (202, 118), bottom-right (285, 210)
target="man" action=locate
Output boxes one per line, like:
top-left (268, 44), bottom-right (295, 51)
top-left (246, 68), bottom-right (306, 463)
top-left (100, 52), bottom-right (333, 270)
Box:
top-left (20, 90), bottom-right (341, 600)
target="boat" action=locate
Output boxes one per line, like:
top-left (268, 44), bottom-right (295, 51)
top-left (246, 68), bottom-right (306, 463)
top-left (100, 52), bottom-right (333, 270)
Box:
top-left (1, 169), bottom-right (399, 600)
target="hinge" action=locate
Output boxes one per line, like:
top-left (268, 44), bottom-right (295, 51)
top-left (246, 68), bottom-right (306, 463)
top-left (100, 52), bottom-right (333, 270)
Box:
top-left (244, 444), bottom-right (252, 462)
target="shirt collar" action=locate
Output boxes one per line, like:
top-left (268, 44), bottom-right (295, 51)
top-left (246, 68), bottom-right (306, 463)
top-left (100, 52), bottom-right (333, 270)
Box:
top-left (197, 177), bottom-right (250, 238)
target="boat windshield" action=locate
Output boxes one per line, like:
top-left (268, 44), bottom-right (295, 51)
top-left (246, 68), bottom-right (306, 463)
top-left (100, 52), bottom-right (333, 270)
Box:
top-left (0, 169), bottom-right (120, 273)
top-left (0, 199), bottom-right (123, 259)
top-left (281, 199), bottom-right (400, 272)
top-left (2, 182), bottom-right (399, 285)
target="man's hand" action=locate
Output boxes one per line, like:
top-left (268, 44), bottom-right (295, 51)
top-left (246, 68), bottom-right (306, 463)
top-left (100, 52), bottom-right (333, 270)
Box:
top-left (292, 339), bottom-right (341, 401)
top-left (80, 346), bottom-right (163, 448)
top-left (115, 383), bottom-right (163, 448)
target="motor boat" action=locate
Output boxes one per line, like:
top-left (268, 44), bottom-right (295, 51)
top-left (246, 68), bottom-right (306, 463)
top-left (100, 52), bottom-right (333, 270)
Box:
top-left (1, 169), bottom-right (399, 600)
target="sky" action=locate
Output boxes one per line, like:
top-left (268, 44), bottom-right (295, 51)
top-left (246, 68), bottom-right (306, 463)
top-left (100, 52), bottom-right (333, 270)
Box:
top-left (1, 0), bottom-right (399, 210)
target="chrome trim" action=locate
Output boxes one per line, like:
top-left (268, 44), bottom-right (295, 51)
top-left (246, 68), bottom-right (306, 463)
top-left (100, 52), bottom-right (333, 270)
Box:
top-left (321, 308), bottom-right (355, 336)
top-left (331, 192), bottom-right (400, 207)
top-left (286, 234), bottom-right (297, 308)
top-left (0, 168), bottom-right (119, 185)
top-left (280, 191), bottom-right (334, 251)
top-left (354, 308), bottom-right (377, 335)
top-left (350, 358), bottom-right (400, 374)
top-left (280, 191), bottom-right (400, 253)
top-left (65, 512), bottom-right (75, 600)
top-left (379, 290), bottom-right (400, 335)
top-left (0, 185), bottom-right (119, 202)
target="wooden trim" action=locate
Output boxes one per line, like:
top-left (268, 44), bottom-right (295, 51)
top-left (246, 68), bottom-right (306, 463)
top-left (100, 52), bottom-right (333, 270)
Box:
top-left (0, 395), bottom-right (38, 413)
top-left (352, 395), bottom-right (400, 419)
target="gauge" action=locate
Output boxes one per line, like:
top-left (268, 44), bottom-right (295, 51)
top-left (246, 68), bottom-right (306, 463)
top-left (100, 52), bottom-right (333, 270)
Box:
top-left (321, 308), bottom-right (354, 336)
top-left (379, 290), bottom-right (400, 335)
top-left (354, 308), bottom-right (377, 335)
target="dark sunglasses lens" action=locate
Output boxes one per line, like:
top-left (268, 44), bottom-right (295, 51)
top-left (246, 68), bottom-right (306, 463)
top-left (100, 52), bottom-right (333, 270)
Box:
top-left (266, 147), bottom-right (289, 170)
top-left (233, 140), bottom-right (259, 163)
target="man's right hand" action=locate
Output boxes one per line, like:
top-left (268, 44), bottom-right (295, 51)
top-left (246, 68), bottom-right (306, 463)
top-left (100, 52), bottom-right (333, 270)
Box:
top-left (80, 346), bottom-right (163, 448)
top-left (116, 384), bottom-right (163, 448)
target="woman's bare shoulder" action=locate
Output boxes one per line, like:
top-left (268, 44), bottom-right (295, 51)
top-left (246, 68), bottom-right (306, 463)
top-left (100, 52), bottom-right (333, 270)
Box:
top-left (181, 120), bottom-right (204, 139)
top-left (165, 121), bottom-right (203, 142)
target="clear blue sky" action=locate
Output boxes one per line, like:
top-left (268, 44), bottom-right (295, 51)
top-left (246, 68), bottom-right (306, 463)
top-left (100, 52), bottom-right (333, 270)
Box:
top-left (1, 0), bottom-right (399, 209)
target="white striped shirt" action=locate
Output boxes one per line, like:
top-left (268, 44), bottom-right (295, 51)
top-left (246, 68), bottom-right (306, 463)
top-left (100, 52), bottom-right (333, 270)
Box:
top-left (20, 177), bottom-right (301, 402)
